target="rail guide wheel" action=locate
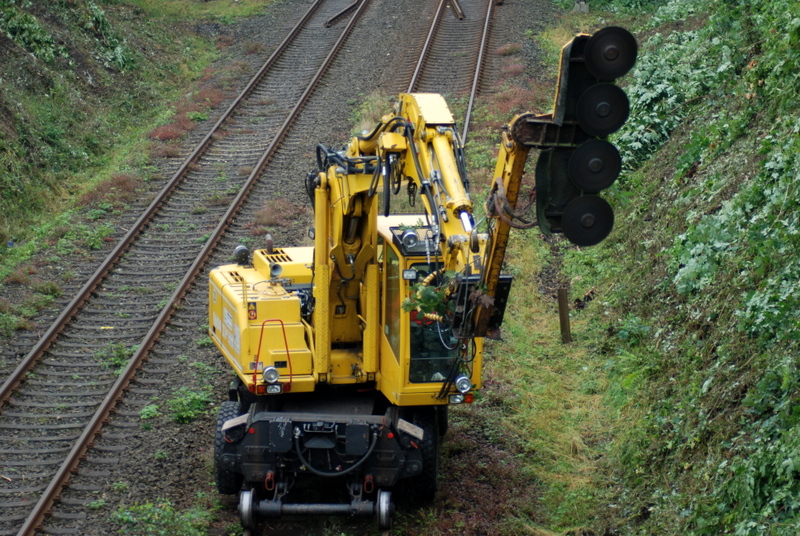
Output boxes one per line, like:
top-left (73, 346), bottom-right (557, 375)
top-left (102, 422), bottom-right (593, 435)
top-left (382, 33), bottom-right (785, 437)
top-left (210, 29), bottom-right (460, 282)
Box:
top-left (376, 490), bottom-right (394, 531)
top-left (239, 489), bottom-right (257, 530)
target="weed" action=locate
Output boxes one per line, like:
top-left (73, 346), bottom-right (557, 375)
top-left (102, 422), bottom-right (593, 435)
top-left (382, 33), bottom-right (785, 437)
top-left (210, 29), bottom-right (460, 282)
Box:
top-left (134, 286), bottom-right (155, 295)
top-left (247, 197), bottom-right (308, 232)
top-left (500, 63), bottom-right (525, 77)
top-left (0, 7), bottom-right (68, 63)
top-left (203, 193), bottom-right (231, 207)
top-left (243, 41), bottom-right (265, 55)
top-left (23, 293), bottom-right (54, 311)
top-left (148, 123), bottom-right (188, 141)
top-left (150, 142), bottom-right (183, 158)
top-left (111, 481), bottom-right (129, 493)
top-left (167, 387), bottom-right (212, 423)
top-left (495, 43), bottom-right (523, 56)
top-left (87, 499), bottom-right (106, 510)
top-left (187, 111), bottom-right (208, 122)
top-left (112, 500), bottom-right (212, 536)
top-left (196, 336), bottom-right (213, 348)
top-left (78, 173), bottom-right (142, 209)
top-left (189, 362), bottom-right (215, 375)
top-left (4, 270), bottom-right (31, 285)
top-left (93, 343), bottom-right (137, 374)
top-left (139, 404), bottom-right (161, 420)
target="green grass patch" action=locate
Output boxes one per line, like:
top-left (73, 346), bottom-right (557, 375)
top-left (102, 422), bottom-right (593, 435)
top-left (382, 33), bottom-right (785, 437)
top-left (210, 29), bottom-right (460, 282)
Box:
top-left (112, 500), bottom-right (213, 536)
top-left (126, 0), bottom-right (273, 21)
top-left (167, 386), bottom-right (212, 423)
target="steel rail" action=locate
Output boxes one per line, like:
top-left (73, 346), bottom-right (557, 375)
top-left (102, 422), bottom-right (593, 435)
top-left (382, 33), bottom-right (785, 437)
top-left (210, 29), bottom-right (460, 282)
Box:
top-left (405, 0), bottom-right (494, 142)
top-left (0, 0), bottom-right (324, 410)
top-left (12, 0), bottom-right (373, 533)
top-left (461, 0), bottom-right (495, 142)
top-left (406, 0), bottom-right (447, 93)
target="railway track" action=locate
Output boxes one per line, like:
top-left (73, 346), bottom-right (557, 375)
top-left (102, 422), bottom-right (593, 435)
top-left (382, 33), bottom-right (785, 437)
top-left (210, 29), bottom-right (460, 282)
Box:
top-left (0, 1), bottom-right (369, 533)
top-left (0, 0), bottom-right (505, 533)
top-left (405, 0), bottom-right (494, 93)
top-left (402, 0), bottom-right (497, 140)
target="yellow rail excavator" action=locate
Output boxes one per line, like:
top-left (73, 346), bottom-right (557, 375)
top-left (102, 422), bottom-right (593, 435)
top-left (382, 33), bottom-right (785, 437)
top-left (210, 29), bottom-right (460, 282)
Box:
top-left (208, 27), bottom-right (637, 532)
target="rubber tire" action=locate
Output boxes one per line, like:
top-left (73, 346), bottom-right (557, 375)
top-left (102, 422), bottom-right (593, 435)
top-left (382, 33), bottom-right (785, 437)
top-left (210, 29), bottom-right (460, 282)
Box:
top-left (436, 405), bottom-right (449, 437)
top-left (214, 400), bottom-right (244, 495)
top-left (407, 408), bottom-right (439, 504)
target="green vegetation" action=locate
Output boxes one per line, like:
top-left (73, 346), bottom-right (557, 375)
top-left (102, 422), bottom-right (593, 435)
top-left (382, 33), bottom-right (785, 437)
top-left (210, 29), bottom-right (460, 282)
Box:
top-left (0, 0), bottom-right (280, 354)
top-left (394, 0), bottom-right (800, 533)
top-left (167, 386), bottom-right (212, 423)
top-left (1, 0), bottom-right (797, 533)
top-left (0, 1), bottom-right (214, 244)
top-left (111, 481), bottom-right (130, 493)
top-left (477, 0), bottom-right (800, 534)
top-left (93, 342), bottom-right (137, 374)
top-left (0, 0), bottom-right (277, 282)
top-left (112, 500), bottom-right (213, 536)
top-left (139, 404), bottom-right (161, 421)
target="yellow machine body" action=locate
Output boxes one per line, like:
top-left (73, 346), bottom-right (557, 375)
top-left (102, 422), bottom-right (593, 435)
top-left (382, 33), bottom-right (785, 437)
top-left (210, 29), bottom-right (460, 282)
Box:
top-left (208, 214), bottom-right (486, 406)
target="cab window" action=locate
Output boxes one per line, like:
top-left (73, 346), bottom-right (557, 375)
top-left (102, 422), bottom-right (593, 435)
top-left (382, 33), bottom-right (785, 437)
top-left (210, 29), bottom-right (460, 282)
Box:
top-left (383, 245), bottom-right (401, 360)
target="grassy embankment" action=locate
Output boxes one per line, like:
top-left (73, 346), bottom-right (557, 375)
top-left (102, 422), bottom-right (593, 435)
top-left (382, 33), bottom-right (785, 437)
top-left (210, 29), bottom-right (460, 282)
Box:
top-left (438, 0), bottom-right (800, 534)
top-left (0, 0), bottom-right (271, 335)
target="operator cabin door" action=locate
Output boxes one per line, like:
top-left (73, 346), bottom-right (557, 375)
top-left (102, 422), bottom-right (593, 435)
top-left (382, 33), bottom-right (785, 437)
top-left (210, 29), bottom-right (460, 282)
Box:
top-left (379, 241), bottom-right (404, 392)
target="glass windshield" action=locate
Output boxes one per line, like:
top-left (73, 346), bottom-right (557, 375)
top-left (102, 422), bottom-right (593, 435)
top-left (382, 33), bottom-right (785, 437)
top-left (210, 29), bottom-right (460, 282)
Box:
top-left (407, 262), bottom-right (457, 383)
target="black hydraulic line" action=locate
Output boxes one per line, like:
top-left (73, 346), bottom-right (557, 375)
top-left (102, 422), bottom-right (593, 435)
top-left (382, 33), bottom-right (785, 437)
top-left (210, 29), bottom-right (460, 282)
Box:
top-left (356, 115), bottom-right (407, 141)
top-left (368, 154), bottom-right (382, 197)
top-left (453, 128), bottom-right (470, 193)
top-left (404, 123), bottom-right (441, 231)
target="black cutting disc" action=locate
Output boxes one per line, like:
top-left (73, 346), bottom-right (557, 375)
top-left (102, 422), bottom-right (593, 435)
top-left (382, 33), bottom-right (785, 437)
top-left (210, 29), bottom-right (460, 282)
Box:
top-left (561, 195), bottom-right (614, 247)
top-left (576, 83), bottom-right (630, 137)
top-left (584, 26), bottom-right (638, 81)
top-left (568, 139), bottom-right (622, 193)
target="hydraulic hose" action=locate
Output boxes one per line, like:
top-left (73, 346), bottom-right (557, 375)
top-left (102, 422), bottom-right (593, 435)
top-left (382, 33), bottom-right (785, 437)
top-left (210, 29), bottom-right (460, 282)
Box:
top-left (294, 428), bottom-right (380, 477)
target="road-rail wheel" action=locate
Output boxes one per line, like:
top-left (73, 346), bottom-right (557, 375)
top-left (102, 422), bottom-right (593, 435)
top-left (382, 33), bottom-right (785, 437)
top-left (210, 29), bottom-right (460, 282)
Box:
top-left (403, 407), bottom-right (439, 504)
top-left (215, 400), bottom-right (244, 495)
top-left (376, 490), bottom-right (393, 531)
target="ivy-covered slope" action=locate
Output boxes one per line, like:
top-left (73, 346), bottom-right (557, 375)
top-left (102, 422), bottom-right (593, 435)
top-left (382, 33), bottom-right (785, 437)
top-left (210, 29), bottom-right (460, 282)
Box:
top-left (578, 0), bottom-right (800, 533)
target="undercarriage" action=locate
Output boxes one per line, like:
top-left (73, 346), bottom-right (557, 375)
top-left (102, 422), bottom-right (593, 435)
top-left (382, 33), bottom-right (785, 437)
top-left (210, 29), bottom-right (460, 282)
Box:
top-left (214, 384), bottom-right (441, 532)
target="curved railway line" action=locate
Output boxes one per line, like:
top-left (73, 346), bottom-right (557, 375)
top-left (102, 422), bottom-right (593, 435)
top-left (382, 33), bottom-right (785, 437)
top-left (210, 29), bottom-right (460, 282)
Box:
top-left (0, 0), bottom-right (502, 533)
